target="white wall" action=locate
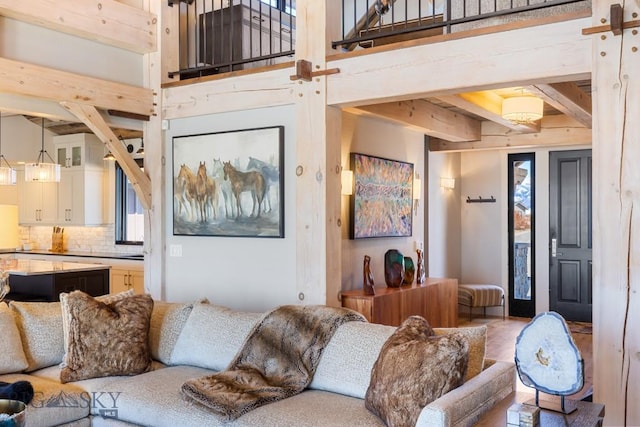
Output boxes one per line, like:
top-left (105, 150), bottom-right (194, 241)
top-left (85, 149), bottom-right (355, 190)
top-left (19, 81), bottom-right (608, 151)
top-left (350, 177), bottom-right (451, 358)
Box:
top-left (340, 112), bottom-right (425, 292)
top-left (428, 150), bottom-right (461, 279)
top-left (164, 105), bottom-right (297, 311)
top-left (0, 17), bottom-right (142, 86)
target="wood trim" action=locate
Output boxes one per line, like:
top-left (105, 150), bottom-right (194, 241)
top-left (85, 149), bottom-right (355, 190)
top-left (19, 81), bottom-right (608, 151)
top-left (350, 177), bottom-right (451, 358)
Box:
top-left (0, 0), bottom-right (157, 54)
top-left (0, 57), bottom-right (155, 118)
top-left (161, 62), bottom-right (294, 89)
top-left (61, 102), bottom-right (152, 210)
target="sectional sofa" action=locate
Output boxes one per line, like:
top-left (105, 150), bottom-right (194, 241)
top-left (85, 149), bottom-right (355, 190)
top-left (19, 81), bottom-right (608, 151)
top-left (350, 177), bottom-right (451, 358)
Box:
top-left (0, 297), bottom-right (515, 427)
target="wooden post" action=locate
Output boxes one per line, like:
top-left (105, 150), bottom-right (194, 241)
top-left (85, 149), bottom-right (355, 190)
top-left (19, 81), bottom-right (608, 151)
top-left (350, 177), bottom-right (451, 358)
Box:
top-left (294, 0), bottom-right (343, 307)
top-left (591, 1), bottom-right (640, 425)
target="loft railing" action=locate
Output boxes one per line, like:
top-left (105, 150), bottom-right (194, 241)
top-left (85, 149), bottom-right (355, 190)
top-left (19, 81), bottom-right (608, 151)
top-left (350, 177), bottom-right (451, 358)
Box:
top-left (168, 0), bottom-right (295, 79)
top-left (333, 0), bottom-right (588, 51)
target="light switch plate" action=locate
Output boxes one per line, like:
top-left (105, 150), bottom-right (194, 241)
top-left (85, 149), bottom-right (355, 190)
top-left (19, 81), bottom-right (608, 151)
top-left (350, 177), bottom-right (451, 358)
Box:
top-left (169, 244), bottom-right (182, 257)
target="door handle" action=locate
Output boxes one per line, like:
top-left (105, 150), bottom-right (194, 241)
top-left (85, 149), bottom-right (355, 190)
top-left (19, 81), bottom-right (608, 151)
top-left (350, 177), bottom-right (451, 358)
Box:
top-left (551, 238), bottom-right (563, 257)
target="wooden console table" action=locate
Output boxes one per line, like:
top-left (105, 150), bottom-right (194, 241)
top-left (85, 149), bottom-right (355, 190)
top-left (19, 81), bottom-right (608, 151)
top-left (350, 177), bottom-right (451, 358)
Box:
top-left (341, 277), bottom-right (458, 327)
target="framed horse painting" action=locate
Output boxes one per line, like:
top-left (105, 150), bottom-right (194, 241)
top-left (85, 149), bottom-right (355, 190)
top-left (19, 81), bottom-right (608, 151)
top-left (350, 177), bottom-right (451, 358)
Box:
top-left (349, 152), bottom-right (414, 239)
top-left (172, 126), bottom-right (284, 238)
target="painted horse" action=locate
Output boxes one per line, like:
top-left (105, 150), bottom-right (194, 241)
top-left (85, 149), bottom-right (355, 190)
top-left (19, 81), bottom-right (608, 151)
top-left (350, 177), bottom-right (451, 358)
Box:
top-left (222, 161), bottom-right (266, 218)
top-left (196, 161), bottom-right (218, 222)
top-left (247, 156), bottom-right (279, 213)
top-left (177, 164), bottom-right (198, 221)
top-left (212, 158), bottom-right (236, 219)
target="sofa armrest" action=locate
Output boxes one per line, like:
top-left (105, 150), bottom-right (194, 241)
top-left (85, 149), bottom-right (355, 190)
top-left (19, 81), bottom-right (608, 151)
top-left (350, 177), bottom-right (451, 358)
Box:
top-left (415, 360), bottom-right (515, 427)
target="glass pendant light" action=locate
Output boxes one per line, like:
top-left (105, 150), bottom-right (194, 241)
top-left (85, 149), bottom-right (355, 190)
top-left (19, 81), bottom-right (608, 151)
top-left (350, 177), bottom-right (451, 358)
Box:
top-left (24, 118), bottom-right (60, 183)
top-left (0, 114), bottom-right (17, 186)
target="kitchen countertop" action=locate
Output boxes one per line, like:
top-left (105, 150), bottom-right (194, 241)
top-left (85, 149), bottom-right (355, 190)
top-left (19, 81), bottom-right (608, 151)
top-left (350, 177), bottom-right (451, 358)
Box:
top-left (4, 259), bottom-right (111, 276)
top-left (5, 250), bottom-right (144, 261)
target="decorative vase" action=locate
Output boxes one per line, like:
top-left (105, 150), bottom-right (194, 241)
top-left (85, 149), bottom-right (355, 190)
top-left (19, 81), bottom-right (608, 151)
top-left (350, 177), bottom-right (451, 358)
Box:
top-left (416, 249), bottom-right (426, 284)
top-left (384, 249), bottom-right (405, 288)
top-left (403, 256), bottom-right (415, 285)
top-left (363, 255), bottom-right (375, 295)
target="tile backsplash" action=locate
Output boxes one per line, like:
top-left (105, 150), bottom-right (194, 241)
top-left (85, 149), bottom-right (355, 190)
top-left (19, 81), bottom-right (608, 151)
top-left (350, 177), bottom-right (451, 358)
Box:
top-left (18, 225), bottom-right (142, 254)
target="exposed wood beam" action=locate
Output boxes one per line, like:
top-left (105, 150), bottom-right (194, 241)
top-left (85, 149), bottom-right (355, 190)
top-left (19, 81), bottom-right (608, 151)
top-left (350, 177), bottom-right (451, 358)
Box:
top-left (0, 57), bottom-right (154, 118)
top-left (349, 100), bottom-right (481, 142)
top-left (527, 82), bottom-right (592, 128)
top-left (0, 0), bottom-right (156, 54)
top-left (437, 91), bottom-right (540, 134)
top-left (327, 17), bottom-right (591, 107)
top-left (61, 102), bottom-right (151, 210)
top-left (429, 115), bottom-right (591, 152)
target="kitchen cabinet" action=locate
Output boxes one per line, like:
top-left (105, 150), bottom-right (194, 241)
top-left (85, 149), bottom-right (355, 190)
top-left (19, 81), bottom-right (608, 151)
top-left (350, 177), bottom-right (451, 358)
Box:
top-left (17, 169), bottom-right (58, 224)
top-left (54, 133), bottom-right (104, 169)
top-left (111, 267), bottom-right (144, 294)
top-left (57, 168), bottom-right (104, 225)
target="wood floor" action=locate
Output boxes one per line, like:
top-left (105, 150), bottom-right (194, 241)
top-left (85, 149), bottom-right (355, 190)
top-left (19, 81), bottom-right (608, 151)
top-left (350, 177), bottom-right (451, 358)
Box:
top-left (460, 315), bottom-right (593, 400)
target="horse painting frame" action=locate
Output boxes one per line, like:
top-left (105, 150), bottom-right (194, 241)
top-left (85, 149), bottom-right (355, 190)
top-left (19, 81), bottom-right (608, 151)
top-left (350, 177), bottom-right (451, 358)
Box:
top-left (172, 126), bottom-right (284, 238)
top-left (349, 152), bottom-right (414, 239)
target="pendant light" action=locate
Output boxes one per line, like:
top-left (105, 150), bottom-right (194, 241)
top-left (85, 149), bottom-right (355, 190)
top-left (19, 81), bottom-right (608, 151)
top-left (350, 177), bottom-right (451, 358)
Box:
top-left (24, 118), bottom-right (60, 183)
top-left (0, 114), bottom-right (17, 186)
top-left (501, 89), bottom-right (544, 125)
top-left (136, 139), bottom-right (144, 156)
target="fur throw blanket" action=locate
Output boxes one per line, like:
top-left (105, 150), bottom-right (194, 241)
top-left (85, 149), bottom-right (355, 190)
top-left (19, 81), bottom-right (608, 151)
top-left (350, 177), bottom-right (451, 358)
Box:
top-left (181, 305), bottom-right (365, 420)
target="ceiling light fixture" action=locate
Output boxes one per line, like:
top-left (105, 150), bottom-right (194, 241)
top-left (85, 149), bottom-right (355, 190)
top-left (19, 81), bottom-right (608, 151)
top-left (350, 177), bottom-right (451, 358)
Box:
top-left (24, 118), bottom-right (60, 183)
top-left (0, 114), bottom-right (17, 186)
top-left (501, 92), bottom-right (544, 125)
top-left (103, 151), bottom-right (116, 161)
top-left (136, 139), bottom-right (144, 156)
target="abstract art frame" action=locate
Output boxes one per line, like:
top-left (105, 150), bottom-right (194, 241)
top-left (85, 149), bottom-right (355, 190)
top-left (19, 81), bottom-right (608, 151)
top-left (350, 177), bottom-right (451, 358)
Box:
top-left (349, 152), bottom-right (414, 239)
top-left (172, 126), bottom-right (284, 238)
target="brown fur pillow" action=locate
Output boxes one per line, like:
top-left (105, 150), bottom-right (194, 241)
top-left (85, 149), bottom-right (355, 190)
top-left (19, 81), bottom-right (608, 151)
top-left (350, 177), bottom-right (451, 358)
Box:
top-left (365, 316), bottom-right (469, 427)
top-left (60, 291), bottom-right (154, 384)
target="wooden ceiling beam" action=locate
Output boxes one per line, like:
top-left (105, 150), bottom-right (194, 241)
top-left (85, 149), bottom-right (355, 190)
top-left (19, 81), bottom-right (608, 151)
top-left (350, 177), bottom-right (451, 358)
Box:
top-left (429, 115), bottom-right (591, 152)
top-left (0, 0), bottom-right (156, 54)
top-left (437, 91), bottom-right (541, 133)
top-left (61, 102), bottom-right (151, 210)
top-left (0, 57), bottom-right (154, 118)
top-left (527, 82), bottom-right (592, 128)
top-left (349, 99), bottom-right (481, 142)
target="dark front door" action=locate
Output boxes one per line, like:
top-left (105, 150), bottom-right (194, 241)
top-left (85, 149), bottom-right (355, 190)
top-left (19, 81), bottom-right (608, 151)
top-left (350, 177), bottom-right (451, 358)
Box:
top-left (549, 150), bottom-right (592, 322)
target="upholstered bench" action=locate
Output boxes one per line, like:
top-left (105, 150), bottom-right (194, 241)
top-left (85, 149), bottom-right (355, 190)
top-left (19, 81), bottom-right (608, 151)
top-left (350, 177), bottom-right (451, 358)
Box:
top-left (458, 284), bottom-right (505, 321)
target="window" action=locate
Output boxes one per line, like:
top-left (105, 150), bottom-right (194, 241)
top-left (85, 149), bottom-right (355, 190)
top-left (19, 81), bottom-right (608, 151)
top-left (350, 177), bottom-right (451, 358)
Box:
top-left (260, 0), bottom-right (296, 15)
top-left (115, 159), bottom-right (144, 245)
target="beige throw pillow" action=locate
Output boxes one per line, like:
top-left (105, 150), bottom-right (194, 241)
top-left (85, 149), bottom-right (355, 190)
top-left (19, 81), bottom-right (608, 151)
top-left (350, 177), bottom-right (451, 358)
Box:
top-left (60, 291), bottom-right (154, 383)
top-left (148, 301), bottom-right (195, 364)
top-left (9, 301), bottom-right (65, 371)
top-left (434, 325), bottom-right (486, 381)
top-left (365, 316), bottom-right (469, 427)
top-left (0, 302), bottom-right (28, 374)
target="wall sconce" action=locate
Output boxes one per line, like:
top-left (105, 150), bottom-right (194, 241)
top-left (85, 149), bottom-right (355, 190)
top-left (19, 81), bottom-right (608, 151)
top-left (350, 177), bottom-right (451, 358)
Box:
top-left (440, 177), bottom-right (456, 190)
top-left (341, 169), bottom-right (353, 196)
top-left (413, 173), bottom-right (421, 216)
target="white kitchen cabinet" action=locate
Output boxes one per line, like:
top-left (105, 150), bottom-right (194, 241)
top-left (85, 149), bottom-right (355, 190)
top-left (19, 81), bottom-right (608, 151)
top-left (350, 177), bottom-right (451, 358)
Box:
top-left (57, 169), bottom-right (104, 225)
top-left (54, 133), bottom-right (104, 169)
top-left (111, 267), bottom-right (144, 294)
top-left (17, 169), bottom-right (58, 225)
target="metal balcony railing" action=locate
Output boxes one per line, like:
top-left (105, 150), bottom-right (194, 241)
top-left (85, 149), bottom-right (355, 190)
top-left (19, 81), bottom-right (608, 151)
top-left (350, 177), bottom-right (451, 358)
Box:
top-left (168, 0), bottom-right (295, 79)
top-left (333, 0), bottom-right (588, 51)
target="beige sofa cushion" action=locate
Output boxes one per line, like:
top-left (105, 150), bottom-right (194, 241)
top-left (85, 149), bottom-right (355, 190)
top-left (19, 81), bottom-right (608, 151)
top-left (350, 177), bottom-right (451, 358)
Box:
top-left (434, 325), bottom-right (486, 381)
top-left (9, 301), bottom-right (64, 371)
top-left (148, 301), bottom-right (195, 364)
top-left (0, 302), bottom-right (28, 374)
top-left (170, 303), bottom-right (262, 371)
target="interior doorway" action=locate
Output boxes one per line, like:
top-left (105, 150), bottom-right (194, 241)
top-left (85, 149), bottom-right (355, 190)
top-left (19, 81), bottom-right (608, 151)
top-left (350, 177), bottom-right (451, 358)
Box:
top-left (508, 153), bottom-right (535, 318)
top-left (549, 150), bottom-right (592, 322)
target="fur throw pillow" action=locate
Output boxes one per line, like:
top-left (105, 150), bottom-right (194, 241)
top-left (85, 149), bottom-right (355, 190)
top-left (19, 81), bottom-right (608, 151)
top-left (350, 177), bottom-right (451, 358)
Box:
top-left (60, 291), bottom-right (154, 384)
top-left (365, 316), bottom-right (469, 427)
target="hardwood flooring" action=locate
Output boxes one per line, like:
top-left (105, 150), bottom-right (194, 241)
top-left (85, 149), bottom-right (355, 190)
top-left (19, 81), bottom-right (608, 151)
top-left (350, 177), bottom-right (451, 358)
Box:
top-left (459, 315), bottom-right (593, 400)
